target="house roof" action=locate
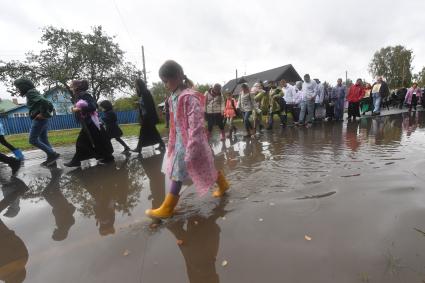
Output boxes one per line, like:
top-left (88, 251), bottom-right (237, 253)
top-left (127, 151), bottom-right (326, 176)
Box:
top-left (0, 99), bottom-right (22, 113)
top-left (222, 64), bottom-right (302, 94)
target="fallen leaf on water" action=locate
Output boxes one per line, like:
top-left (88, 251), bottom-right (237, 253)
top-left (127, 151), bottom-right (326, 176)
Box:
top-left (221, 260), bottom-right (228, 267)
top-left (305, 235), bottom-right (312, 241)
top-left (177, 240), bottom-right (184, 246)
top-left (123, 249), bottom-right (130, 256)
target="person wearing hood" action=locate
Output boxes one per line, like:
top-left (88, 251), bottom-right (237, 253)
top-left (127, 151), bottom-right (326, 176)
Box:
top-left (404, 82), bottom-right (422, 112)
top-left (331, 78), bottom-right (346, 121)
top-left (205, 83), bottom-right (225, 140)
top-left (64, 80), bottom-right (114, 167)
top-left (132, 78), bottom-right (165, 154)
top-left (347, 79), bottom-right (365, 121)
top-left (13, 78), bottom-right (60, 166)
top-left (313, 79), bottom-right (326, 121)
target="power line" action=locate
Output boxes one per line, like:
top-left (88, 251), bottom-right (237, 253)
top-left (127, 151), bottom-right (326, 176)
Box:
top-left (111, 0), bottom-right (138, 48)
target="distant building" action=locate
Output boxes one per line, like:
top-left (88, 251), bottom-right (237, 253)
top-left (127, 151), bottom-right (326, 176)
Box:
top-left (0, 98), bottom-right (28, 118)
top-left (222, 64), bottom-right (302, 95)
top-left (44, 86), bottom-right (73, 115)
top-left (0, 86), bottom-right (73, 118)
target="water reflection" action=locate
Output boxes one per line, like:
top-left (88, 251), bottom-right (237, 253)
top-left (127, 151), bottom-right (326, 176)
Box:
top-left (166, 198), bottom-right (227, 283)
top-left (140, 153), bottom-right (166, 210)
top-left (66, 161), bottom-right (133, 236)
top-left (42, 166), bottom-right (76, 241)
top-left (0, 112), bottom-right (424, 282)
top-left (0, 178), bottom-right (28, 283)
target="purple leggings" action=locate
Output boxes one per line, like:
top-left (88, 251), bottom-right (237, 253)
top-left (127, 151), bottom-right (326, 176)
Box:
top-left (170, 181), bottom-right (182, 196)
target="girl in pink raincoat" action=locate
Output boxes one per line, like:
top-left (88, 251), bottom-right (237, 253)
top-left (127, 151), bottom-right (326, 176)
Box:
top-left (404, 83), bottom-right (422, 112)
top-left (145, 60), bottom-right (230, 219)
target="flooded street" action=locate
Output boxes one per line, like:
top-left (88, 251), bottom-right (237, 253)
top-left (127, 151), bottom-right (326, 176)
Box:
top-left (1, 111), bottom-right (425, 283)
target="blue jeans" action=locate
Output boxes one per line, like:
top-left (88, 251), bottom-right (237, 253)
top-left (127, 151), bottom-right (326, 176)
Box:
top-left (29, 119), bottom-right (55, 156)
top-left (372, 93), bottom-right (381, 113)
top-left (242, 111), bottom-right (253, 131)
top-left (306, 100), bottom-right (315, 123)
top-left (268, 111), bottom-right (286, 128)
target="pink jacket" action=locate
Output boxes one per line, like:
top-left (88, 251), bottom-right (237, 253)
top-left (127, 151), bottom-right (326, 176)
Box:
top-left (224, 98), bottom-right (237, 118)
top-left (167, 88), bottom-right (217, 195)
top-left (405, 87), bottom-right (422, 104)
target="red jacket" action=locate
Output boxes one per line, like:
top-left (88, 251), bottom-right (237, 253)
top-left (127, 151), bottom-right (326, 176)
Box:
top-left (347, 84), bottom-right (365, 103)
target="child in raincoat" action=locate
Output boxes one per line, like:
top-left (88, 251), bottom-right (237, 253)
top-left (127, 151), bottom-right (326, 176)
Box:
top-left (145, 60), bottom-right (230, 219)
top-left (223, 89), bottom-right (238, 138)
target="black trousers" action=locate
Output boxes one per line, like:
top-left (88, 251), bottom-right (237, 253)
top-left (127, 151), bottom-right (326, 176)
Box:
top-left (0, 135), bottom-right (16, 151)
top-left (206, 113), bottom-right (225, 132)
top-left (408, 95), bottom-right (418, 111)
top-left (0, 152), bottom-right (14, 165)
top-left (71, 123), bottom-right (114, 162)
top-left (286, 104), bottom-right (299, 122)
top-left (347, 102), bottom-right (360, 118)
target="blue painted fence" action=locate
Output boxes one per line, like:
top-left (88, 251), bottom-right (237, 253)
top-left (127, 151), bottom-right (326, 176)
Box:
top-left (0, 110), bottom-right (139, 135)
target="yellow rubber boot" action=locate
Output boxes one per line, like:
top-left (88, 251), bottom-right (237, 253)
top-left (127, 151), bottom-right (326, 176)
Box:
top-left (213, 170), bottom-right (230, 197)
top-left (145, 193), bottom-right (179, 219)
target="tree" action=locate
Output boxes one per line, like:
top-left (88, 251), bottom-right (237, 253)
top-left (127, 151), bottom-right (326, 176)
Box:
top-left (368, 45), bottom-right (413, 89)
top-left (195, 83), bottom-right (210, 94)
top-left (150, 82), bottom-right (168, 106)
top-left (0, 26), bottom-right (141, 101)
top-left (113, 96), bottom-right (138, 111)
top-left (413, 66), bottom-right (425, 86)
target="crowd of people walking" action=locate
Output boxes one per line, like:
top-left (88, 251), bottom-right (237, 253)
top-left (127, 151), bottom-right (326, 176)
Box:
top-left (1, 63), bottom-right (424, 220)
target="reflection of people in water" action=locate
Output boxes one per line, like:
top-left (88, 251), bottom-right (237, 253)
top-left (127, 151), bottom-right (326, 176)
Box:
top-left (70, 161), bottom-right (131, 236)
top-left (0, 178), bottom-right (28, 283)
top-left (141, 153), bottom-right (166, 209)
top-left (42, 166), bottom-right (76, 241)
top-left (345, 120), bottom-right (361, 152)
top-left (0, 177), bottom-right (28, 218)
top-left (166, 198), bottom-right (227, 283)
top-left (0, 219), bottom-right (28, 283)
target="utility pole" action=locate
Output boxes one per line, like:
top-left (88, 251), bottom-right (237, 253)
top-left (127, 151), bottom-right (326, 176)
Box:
top-left (345, 70), bottom-right (348, 85)
top-left (141, 45), bottom-right (147, 83)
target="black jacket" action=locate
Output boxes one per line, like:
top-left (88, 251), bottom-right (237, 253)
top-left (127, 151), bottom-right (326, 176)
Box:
top-left (75, 91), bottom-right (97, 124)
top-left (139, 89), bottom-right (159, 125)
top-left (372, 81), bottom-right (390, 98)
top-left (102, 110), bottom-right (123, 138)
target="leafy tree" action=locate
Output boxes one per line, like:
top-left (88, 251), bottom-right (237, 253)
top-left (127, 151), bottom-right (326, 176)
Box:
top-left (0, 26), bottom-right (141, 101)
top-left (195, 83), bottom-right (210, 94)
top-left (150, 82), bottom-right (168, 106)
top-left (369, 45), bottom-right (413, 89)
top-left (113, 96), bottom-right (138, 111)
top-left (413, 66), bottom-right (425, 86)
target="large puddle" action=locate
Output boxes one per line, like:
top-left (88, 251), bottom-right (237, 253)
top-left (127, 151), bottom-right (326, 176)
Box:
top-left (1, 111), bottom-right (425, 283)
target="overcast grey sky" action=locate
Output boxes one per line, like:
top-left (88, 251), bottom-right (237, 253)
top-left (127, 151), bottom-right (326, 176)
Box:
top-left (1, 0), bottom-right (424, 99)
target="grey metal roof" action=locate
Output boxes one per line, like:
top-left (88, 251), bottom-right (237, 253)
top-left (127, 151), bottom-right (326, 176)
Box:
top-left (222, 64), bottom-right (302, 94)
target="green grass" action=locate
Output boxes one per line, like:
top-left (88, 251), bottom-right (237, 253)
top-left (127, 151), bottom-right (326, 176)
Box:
top-left (0, 123), bottom-right (167, 154)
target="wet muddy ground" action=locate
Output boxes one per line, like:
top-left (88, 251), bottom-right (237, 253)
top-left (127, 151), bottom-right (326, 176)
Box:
top-left (1, 110), bottom-right (425, 283)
